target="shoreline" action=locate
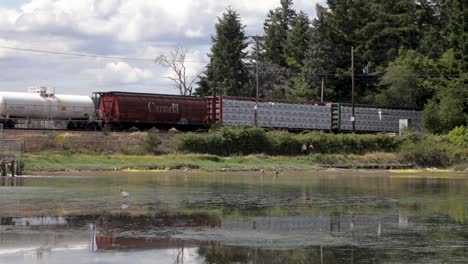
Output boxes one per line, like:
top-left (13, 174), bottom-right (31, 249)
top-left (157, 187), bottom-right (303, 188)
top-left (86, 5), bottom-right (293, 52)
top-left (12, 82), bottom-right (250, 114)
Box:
top-left (23, 166), bottom-right (465, 177)
top-left (18, 153), bottom-right (466, 176)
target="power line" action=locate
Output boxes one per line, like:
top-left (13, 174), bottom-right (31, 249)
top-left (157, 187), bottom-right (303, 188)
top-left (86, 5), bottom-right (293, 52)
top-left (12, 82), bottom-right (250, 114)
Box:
top-left (0, 45), bottom-right (461, 78)
top-left (0, 45), bottom-right (210, 63)
top-left (301, 72), bottom-right (461, 78)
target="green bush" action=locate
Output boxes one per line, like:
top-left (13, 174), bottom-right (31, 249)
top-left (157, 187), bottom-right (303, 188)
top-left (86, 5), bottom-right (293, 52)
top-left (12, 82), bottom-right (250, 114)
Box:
top-left (177, 126), bottom-right (269, 156)
top-left (267, 131), bottom-right (301, 155)
top-left (400, 127), bottom-right (468, 168)
top-left (177, 127), bottom-right (400, 156)
top-left (447, 126), bottom-right (468, 147)
top-left (296, 132), bottom-right (399, 155)
top-left (401, 135), bottom-right (452, 167)
top-left (144, 131), bottom-right (161, 154)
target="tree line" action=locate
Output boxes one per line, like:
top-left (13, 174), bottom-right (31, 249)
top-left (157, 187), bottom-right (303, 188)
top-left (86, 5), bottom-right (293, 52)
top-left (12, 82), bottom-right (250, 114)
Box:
top-left (193, 0), bottom-right (467, 133)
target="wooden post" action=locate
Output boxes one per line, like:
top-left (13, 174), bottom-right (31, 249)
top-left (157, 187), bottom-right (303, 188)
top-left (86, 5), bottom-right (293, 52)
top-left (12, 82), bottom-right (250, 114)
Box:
top-left (351, 46), bottom-right (356, 133)
top-left (14, 160), bottom-right (21, 176)
top-left (9, 161), bottom-right (15, 177)
top-left (18, 161), bottom-right (24, 176)
top-left (0, 161), bottom-right (6, 176)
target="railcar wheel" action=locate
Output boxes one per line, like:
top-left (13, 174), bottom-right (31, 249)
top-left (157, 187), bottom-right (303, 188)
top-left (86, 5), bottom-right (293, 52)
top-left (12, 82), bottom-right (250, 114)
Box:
top-left (3, 120), bottom-right (15, 129)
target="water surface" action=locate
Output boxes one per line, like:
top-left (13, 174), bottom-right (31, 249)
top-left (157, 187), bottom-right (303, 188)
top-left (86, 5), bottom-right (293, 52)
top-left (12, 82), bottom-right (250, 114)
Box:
top-left (0, 170), bottom-right (467, 263)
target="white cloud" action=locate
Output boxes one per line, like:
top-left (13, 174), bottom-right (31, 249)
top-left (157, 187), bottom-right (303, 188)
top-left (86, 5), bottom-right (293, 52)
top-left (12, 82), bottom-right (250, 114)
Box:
top-left (0, 39), bottom-right (18, 58)
top-left (4, 0), bottom-right (325, 41)
top-left (94, 0), bottom-right (121, 18)
top-left (0, 8), bottom-right (20, 31)
top-left (185, 28), bottom-right (204, 39)
top-left (0, 0), bottom-right (326, 95)
top-left (86, 62), bottom-right (153, 84)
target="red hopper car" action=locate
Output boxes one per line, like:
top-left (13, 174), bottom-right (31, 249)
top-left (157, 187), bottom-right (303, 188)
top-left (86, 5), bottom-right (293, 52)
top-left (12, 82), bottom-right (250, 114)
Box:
top-left (97, 92), bottom-right (208, 130)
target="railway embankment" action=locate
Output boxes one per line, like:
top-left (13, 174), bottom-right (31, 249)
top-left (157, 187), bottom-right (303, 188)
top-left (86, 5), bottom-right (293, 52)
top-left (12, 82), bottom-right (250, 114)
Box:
top-left (6, 126), bottom-right (468, 173)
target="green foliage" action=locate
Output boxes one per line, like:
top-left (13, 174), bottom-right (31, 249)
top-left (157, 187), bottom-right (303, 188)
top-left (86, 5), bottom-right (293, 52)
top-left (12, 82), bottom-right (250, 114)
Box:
top-left (268, 131), bottom-right (301, 155)
top-left (195, 0), bottom-right (466, 133)
top-left (177, 127), bottom-right (269, 156)
top-left (195, 8), bottom-right (249, 96)
top-left (254, 0), bottom-right (299, 99)
top-left (423, 77), bottom-right (467, 133)
top-left (447, 126), bottom-right (468, 147)
top-left (376, 50), bottom-right (437, 108)
top-left (293, 5), bottom-right (334, 101)
top-left (422, 99), bottom-right (441, 133)
top-left (284, 11), bottom-right (310, 72)
top-left (296, 132), bottom-right (400, 155)
top-left (177, 127), bottom-right (400, 156)
top-left (119, 147), bottom-right (146, 156)
top-left (446, 0), bottom-right (468, 72)
top-left (263, 0), bottom-right (296, 67)
top-left (401, 134), bottom-right (452, 167)
top-left (144, 132), bottom-right (161, 154)
top-left (401, 127), bottom-right (468, 167)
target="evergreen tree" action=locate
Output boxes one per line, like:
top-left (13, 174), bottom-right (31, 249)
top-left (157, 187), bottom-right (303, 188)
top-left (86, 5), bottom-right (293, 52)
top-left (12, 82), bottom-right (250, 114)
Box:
top-left (195, 8), bottom-right (249, 96)
top-left (263, 0), bottom-right (296, 67)
top-left (416, 0), bottom-right (449, 58)
top-left (446, 0), bottom-right (468, 72)
top-left (420, 0), bottom-right (468, 132)
top-left (284, 11), bottom-right (310, 72)
top-left (294, 5), bottom-right (335, 101)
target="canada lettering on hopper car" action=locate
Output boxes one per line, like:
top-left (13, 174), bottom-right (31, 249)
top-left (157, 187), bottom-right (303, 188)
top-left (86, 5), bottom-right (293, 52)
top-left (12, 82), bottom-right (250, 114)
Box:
top-left (147, 102), bottom-right (180, 114)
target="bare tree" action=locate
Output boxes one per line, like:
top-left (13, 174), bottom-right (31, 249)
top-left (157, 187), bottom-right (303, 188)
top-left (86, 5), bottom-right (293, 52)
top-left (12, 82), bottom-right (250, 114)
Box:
top-left (155, 46), bottom-right (200, 96)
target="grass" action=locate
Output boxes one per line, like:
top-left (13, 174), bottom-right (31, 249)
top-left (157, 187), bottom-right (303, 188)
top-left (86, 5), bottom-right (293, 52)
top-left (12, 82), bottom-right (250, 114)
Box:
top-left (22, 152), bottom-right (411, 172)
top-left (23, 153), bottom-right (321, 172)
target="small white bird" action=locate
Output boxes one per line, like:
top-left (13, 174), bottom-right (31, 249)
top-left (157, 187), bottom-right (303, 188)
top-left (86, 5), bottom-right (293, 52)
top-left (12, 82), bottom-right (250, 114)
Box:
top-left (119, 185), bottom-right (129, 199)
top-left (260, 169), bottom-right (265, 174)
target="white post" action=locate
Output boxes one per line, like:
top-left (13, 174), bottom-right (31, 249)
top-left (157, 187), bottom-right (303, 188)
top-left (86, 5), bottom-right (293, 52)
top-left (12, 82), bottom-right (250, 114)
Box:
top-left (1, 124), bottom-right (3, 161)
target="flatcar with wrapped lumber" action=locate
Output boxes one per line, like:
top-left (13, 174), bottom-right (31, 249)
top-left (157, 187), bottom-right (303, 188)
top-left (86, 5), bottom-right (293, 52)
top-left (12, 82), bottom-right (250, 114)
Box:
top-left (207, 96), bottom-right (333, 131)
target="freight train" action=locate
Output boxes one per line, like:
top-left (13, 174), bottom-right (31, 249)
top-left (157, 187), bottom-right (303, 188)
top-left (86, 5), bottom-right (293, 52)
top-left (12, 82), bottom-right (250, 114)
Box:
top-left (0, 87), bottom-right (422, 133)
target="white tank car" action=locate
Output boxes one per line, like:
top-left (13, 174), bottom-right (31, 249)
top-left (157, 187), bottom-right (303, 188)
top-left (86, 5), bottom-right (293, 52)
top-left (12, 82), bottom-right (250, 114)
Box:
top-left (0, 87), bottom-right (95, 121)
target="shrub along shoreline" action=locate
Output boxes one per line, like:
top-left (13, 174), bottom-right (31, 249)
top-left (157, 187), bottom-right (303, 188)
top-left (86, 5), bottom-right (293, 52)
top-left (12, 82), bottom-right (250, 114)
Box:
top-left (177, 126), bottom-right (467, 169)
top-left (22, 126), bottom-right (467, 172)
top-left (177, 127), bottom-right (400, 156)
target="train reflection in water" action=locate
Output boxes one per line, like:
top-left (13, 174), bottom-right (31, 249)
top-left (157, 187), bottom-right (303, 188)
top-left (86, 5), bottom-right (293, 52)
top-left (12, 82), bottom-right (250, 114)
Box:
top-left (90, 213), bottom-right (221, 251)
top-left (86, 210), bottom-right (415, 263)
top-left (0, 209), bottom-right (458, 264)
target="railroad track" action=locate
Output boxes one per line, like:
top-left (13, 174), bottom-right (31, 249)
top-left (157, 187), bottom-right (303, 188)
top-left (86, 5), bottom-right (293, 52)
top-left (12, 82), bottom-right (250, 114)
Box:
top-left (3, 127), bottom-right (191, 134)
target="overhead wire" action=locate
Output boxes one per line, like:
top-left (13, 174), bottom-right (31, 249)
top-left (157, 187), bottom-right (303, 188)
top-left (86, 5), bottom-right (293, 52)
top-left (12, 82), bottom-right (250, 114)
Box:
top-left (0, 45), bottom-right (210, 63)
top-left (0, 45), bottom-right (461, 78)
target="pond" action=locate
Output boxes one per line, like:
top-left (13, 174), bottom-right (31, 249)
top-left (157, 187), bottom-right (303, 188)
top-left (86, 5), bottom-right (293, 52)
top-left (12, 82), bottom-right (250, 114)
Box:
top-left (0, 170), bottom-right (467, 263)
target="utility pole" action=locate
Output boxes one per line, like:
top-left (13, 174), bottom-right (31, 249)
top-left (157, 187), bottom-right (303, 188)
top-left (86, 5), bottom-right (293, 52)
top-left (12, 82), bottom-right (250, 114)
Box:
top-left (320, 76), bottom-right (325, 103)
top-left (351, 46), bottom-right (356, 133)
top-left (251, 36), bottom-right (260, 127)
top-left (255, 37), bottom-right (259, 100)
top-left (0, 124), bottom-right (3, 162)
top-left (211, 58), bottom-right (216, 125)
top-left (255, 36), bottom-right (259, 127)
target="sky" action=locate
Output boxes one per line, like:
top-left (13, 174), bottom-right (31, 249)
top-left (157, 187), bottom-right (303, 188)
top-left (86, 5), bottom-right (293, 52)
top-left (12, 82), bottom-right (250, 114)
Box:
top-left (0, 0), bottom-right (325, 96)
